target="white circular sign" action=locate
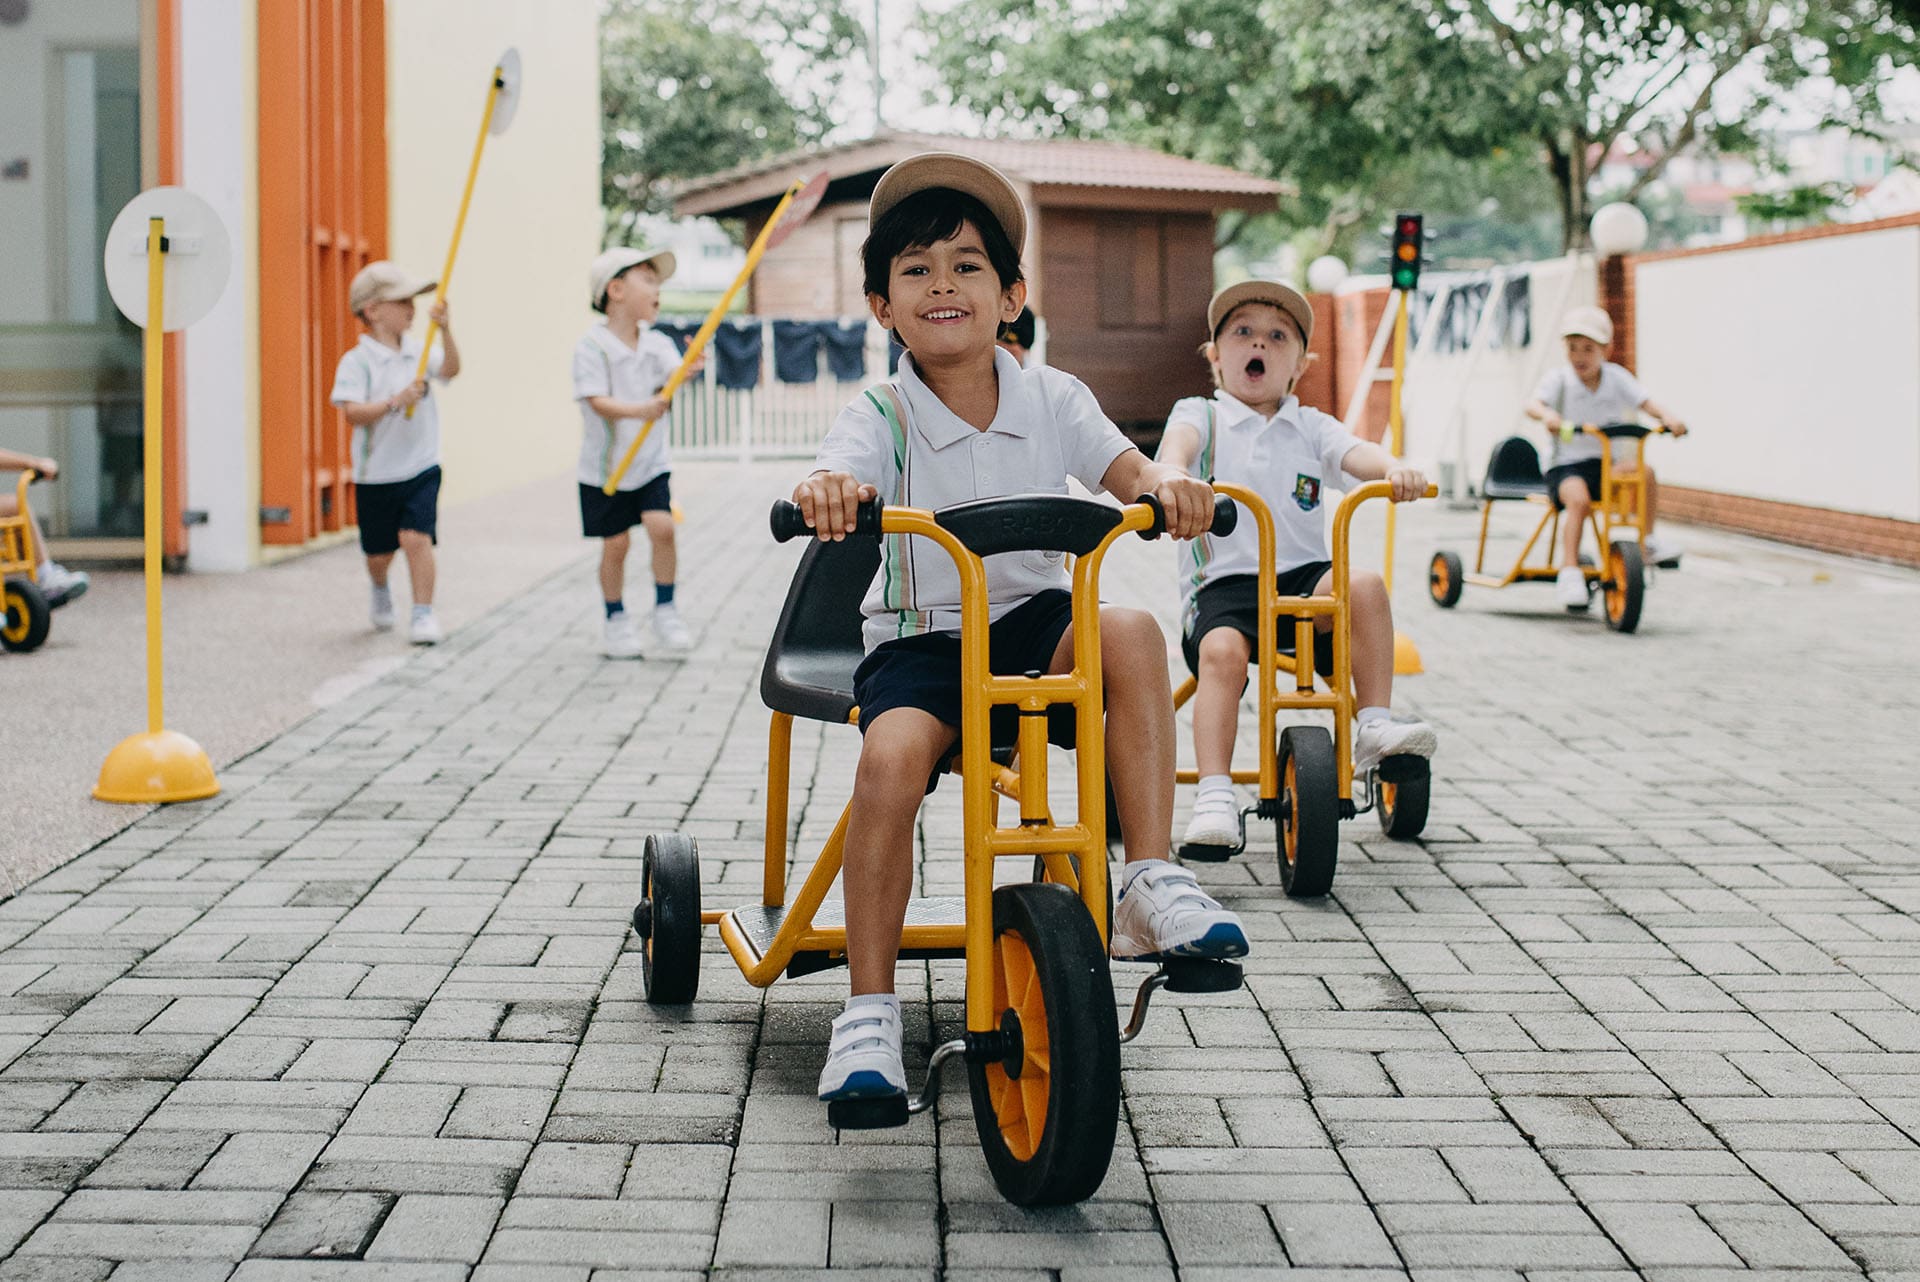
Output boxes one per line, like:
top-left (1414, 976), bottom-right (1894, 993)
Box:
top-left (1306, 254), bottom-right (1349, 294)
top-left (489, 48), bottom-right (523, 136)
top-left (103, 187), bottom-right (231, 332)
top-left (1590, 202), bottom-right (1650, 258)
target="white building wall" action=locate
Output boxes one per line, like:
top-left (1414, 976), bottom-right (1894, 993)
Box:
top-left (386, 0), bottom-right (602, 508)
top-left (1633, 227), bottom-right (1920, 522)
top-left (179, 0), bottom-right (258, 572)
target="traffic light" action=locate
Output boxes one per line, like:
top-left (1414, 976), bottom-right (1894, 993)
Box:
top-left (1390, 213), bottom-right (1423, 291)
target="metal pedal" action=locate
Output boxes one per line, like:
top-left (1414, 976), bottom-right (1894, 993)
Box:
top-left (1175, 840), bottom-right (1240, 863)
top-left (827, 1094), bottom-right (909, 1129)
top-left (1119, 957), bottom-right (1246, 1043)
top-left (1375, 753), bottom-right (1427, 785)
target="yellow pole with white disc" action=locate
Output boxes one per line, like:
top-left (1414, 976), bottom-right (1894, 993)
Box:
top-left (95, 213), bottom-right (220, 803)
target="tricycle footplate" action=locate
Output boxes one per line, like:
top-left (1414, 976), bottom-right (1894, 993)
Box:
top-left (828, 1094), bottom-right (909, 1130)
top-left (1161, 957), bottom-right (1244, 994)
top-left (1176, 840), bottom-right (1241, 864)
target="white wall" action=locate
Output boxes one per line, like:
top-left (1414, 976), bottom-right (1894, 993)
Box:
top-left (1634, 227), bottom-right (1920, 522)
top-left (180, 0), bottom-right (257, 572)
top-left (1394, 256), bottom-right (1596, 498)
top-left (386, 0), bottom-right (602, 507)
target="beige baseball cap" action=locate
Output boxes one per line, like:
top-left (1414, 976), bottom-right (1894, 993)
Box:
top-left (869, 152), bottom-right (1028, 256)
top-left (1561, 305), bottom-right (1614, 346)
top-left (590, 246), bottom-right (677, 312)
top-left (1207, 279), bottom-right (1314, 346)
top-left (349, 261), bottom-right (435, 315)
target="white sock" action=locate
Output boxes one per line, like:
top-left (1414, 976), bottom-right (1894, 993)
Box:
top-left (845, 993), bottom-right (899, 1016)
top-left (1357, 706), bottom-right (1390, 727)
top-left (1121, 858), bottom-right (1170, 890)
top-left (371, 583), bottom-right (391, 601)
top-left (1196, 773), bottom-right (1234, 802)
top-left (411, 603), bottom-right (433, 620)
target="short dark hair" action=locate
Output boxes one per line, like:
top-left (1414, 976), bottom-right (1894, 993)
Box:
top-left (999, 306), bottom-right (1036, 349)
top-left (861, 187), bottom-right (1023, 300)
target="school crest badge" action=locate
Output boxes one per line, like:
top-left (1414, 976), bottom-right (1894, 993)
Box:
top-left (1293, 473), bottom-right (1322, 511)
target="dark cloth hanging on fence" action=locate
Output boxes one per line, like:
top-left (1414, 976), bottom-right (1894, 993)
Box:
top-left (772, 320), bottom-right (823, 384)
top-left (821, 320), bottom-right (868, 381)
top-left (710, 320), bottom-right (763, 389)
top-left (652, 320), bottom-right (699, 355)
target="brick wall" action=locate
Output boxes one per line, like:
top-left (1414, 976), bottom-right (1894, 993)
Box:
top-left (1332, 288), bottom-right (1392, 443)
top-left (1662, 487), bottom-right (1920, 567)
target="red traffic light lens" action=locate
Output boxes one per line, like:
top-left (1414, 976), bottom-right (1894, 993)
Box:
top-left (1397, 217), bottom-right (1420, 235)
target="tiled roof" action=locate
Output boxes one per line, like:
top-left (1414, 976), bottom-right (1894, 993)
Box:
top-left (674, 129), bottom-right (1285, 217)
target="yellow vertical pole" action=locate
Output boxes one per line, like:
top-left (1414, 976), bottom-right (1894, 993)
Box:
top-left (143, 217), bottom-right (167, 734)
top-left (1384, 289), bottom-right (1409, 593)
top-left (406, 68), bottom-right (504, 416)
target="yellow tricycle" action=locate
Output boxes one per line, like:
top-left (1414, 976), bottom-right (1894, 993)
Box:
top-left (1, 469), bottom-right (53, 653)
top-left (1429, 423), bottom-right (1675, 633)
top-left (628, 491), bottom-right (1240, 1207)
top-left (1169, 480), bottom-right (1439, 897)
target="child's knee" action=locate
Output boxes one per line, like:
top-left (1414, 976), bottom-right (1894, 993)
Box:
top-left (1099, 607), bottom-right (1163, 669)
top-left (1196, 628), bottom-right (1251, 683)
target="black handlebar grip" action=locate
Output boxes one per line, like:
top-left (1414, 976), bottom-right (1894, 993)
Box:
top-left (1135, 493), bottom-right (1238, 540)
top-left (769, 500), bottom-right (811, 543)
top-left (1210, 497), bottom-right (1238, 537)
top-left (769, 497), bottom-right (884, 543)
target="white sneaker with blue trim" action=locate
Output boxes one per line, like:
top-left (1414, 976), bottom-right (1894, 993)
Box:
top-left (817, 1003), bottom-right (906, 1102)
top-left (1110, 860), bottom-right (1250, 962)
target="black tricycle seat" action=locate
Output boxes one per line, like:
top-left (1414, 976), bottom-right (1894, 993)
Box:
top-left (759, 535), bottom-right (879, 725)
top-left (1482, 436), bottom-right (1548, 501)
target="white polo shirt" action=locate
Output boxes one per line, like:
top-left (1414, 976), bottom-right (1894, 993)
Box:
top-left (814, 347), bottom-right (1135, 653)
top-left (1533, 362), bottom-right (1647, 466)
top-left (572, 322), bottom-right (681, 491)
top-left (1158, 391), bottom-right (1365, 635)
top-left (329, 333), bottom-right (446, 485)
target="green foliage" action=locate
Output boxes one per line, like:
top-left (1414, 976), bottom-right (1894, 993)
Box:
top-left (600, 0), bottom-right (863, 245)
top-left (919, 0), bottom-right (1920, 253)
top-left (1733, 181), bottom-right (1852, 226)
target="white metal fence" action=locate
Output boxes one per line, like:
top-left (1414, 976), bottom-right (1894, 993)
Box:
top-left (663, 315), bottom-right (890, 460)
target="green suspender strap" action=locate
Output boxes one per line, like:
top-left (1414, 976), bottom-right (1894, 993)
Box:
top-left (1181, 402), bottom-right (1218, 635)
top-left (860, 383), bottom-right (927, 637)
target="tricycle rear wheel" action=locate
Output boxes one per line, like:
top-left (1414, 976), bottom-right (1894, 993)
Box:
top-left (1276, 726), bottom-right (1339, 897)
top-left (1, 577), bottom-right (50, 653)
top-left (636, 834), bottom-right (702, 1004)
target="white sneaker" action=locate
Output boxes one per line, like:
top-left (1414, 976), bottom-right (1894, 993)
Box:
top-left (603, 613), bottom-right (643, 658)
top-left (1644, 531), bottom-right (1683, 566)
top-left (817, 1002), bottom-right (907, 1101)
top-left (1110, 861), bottom-right (1249, 962)
top-left (408, 609), bottom-right (443, 646)
top-left (1353, 717), bottom-right (1439, 774)
top-left (369, 585), bottom-right (395, 631)
top-left (1180, 792), bottom-right (1244, 851)
top-left (651, 604), bottom-right (692, 652)
top-left (38, 562), bottom-right (89, 609)
top-left (1555, 566), bottom-right (1589, 610)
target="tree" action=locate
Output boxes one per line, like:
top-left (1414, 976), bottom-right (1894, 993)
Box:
top-left (921, 0), bottom-right (1920, 253)
top-left (1436, 0), bottom-right (1920, 248)
top-left (601, 0), bottom-right (863, 245)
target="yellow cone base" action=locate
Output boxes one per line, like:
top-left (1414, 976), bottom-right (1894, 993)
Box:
top-left (1392, 630), bottom-right (1425, 676)
top-left (94, 729), bottom-right (220, 804)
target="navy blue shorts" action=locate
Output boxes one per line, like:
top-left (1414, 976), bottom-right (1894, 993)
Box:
top-left (580, 472), bottom-right (672, 538)
top-left (853, 589), bottom-right (1079, 751)
top-left (1183, 563), bottom-right (1335, 679)
top-left (356, 465), bottom-right (440, 555)
top-left (1544, 460), bottom-right (1603, 511)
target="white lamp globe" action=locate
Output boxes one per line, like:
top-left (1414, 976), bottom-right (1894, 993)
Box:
top-left (1306, 255), bottom-right (1349, 294)
top-left (1590, 202), bottom-right (1649, 257)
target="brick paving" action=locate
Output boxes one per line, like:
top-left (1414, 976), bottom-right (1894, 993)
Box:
top-left (3, 459), bottom-right (1919, 1280)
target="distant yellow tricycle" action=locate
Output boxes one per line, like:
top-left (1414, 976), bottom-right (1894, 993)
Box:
top-left (1169, 479), bottom-right (1440, 898)
top-left (628, 490), bottom-right (1239, 1207)
top-left (1429, 423), bottom-right (1676, 634)
top-left (1, 470), bottom-right (53, 653)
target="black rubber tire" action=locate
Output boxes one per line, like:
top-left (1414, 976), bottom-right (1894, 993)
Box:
top-left (1376, 758), bottom-right (1432, 840)
top-left (1428, 551), bottom-right (1463, 609)
top-left (1275, 726), bottom-right (1339, 897)
top-left (1029, 852), bottom-right (1113, 942)
top-left (967, 882), bottom-right (1120, 1206)
top-left (638, 834), bottom-right (702, 1004)
top-left (1, 577), bottom-right (50, 653)
top-left (1603, 540), bottom-right (1645, 634)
